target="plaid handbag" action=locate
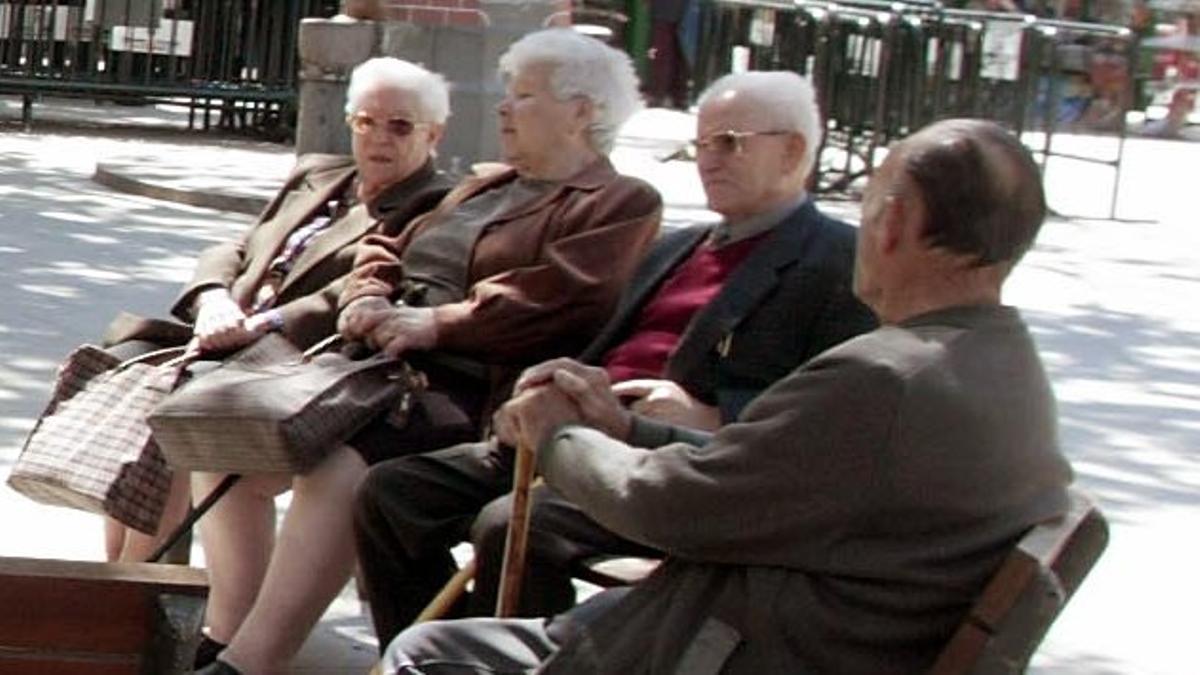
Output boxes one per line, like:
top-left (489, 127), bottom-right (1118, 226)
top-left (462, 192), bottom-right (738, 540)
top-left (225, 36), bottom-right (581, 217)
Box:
top-left (149, 336), bottom-right (426, 475)
top-left (7, 345), bottom-right (192, 534)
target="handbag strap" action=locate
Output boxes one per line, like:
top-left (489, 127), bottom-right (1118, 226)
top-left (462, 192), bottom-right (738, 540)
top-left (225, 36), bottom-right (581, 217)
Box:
top-left (116, 342), bottom-right (198, 371)
top-left (303, 334), bottom-right (345, 359)
top-left (145, 474), bottom-right (241, 563)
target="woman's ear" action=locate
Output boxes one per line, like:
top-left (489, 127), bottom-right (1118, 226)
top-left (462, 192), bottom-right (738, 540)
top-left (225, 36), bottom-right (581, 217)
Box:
top-left (572, 96), bottom-right (595, 136)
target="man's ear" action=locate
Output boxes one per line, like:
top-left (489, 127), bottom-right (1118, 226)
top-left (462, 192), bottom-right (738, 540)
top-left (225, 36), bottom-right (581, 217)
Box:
top-left (785, 133), bottom-right (807, 171)
top-left (885, 188), bottom-right (928, 253)
top-left (879, 195), bottom-right (905, 254)
top-left (427, 123), bottom-right (446, 148)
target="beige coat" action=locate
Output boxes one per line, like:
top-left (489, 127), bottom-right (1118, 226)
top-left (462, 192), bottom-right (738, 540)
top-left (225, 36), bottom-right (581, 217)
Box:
top-left (105, 154), bottom-right (451, 350)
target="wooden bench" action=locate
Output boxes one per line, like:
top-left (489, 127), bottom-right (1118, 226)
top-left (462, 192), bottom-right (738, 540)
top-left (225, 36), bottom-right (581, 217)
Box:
top-left (0, 557), bottom-right (208, 675)
top-left (930, 487), bottom-right (1108, 674)
top-left (403, 483), bottom-right (1106, 675)
top-left (572, 488), bottom-right (1108, 674)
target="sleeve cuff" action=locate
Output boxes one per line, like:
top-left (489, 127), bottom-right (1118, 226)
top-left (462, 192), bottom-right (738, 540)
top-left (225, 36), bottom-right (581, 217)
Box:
top-left (626, 414), bottom-right (680, 448)
top-left (261, 308), bottom-right (286, 332)
top-left (627, 414), bottom-right (714, 449)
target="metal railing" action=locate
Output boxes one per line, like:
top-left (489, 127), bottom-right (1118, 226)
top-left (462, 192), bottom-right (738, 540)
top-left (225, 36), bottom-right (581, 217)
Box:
top-left (691, 0), bottom-right (1137, 217)
top-left (0, 0), bottom-right (339, 133)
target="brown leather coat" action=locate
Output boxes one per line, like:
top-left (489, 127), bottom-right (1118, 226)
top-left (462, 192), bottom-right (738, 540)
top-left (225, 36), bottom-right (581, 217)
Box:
top-left (341, 157), bottom-right (662, 367)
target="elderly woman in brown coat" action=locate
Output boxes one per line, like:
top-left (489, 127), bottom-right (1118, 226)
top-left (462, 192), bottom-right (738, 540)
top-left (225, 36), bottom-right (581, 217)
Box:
top-left (100, 56), bottom-right (455, 564)
top-left (192, 29), bottom-right (662, 675)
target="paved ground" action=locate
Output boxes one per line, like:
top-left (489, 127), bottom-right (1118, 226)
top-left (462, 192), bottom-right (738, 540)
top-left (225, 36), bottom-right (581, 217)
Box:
top-left (1, 98), bottom-right (1197, 673)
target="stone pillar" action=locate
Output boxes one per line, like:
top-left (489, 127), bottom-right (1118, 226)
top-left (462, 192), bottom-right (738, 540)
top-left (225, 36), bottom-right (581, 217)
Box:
top-left (295, 17), bottom-right (379, 155)
top-left (467, 0), bottom-right (563, 169)
top-left (296, 0), bottom-right (566, 165)
top-left (375, 0), bottom-right (564, 172)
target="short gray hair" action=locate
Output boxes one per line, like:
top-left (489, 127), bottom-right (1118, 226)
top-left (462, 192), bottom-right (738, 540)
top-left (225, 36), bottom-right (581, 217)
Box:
top-left (699, 71), bottom-right (823, 179)
top-left (345, 57), bottom-right (450, 124)
top-left (498, 28), bottom-right (642, 154)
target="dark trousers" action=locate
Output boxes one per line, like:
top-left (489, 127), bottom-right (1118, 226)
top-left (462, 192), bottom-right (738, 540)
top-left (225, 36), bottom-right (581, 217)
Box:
top-left (352, 440), bottom-right (660, 649)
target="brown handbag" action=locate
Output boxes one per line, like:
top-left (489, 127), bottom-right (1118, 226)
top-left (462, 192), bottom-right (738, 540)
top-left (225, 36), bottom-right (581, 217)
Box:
top-left (148, 335), bottom-right (425, 475)
top-left (7, 345), bottom-right (193, 534)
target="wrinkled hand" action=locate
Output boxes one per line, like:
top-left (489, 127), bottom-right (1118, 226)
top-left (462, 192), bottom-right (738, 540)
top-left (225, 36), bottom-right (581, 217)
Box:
top-left (194, 288), bottom-right (261, 352)
top-left (338, 296), bottom-right (392, 341)
top-left (611, 379), bottom-right (721, 431)
top-left (367, 306), bottom-right (437, 357)
top-left (502, 359), bottom-right (633, 442)
top-left (494, 384), bottom-right (583, 451)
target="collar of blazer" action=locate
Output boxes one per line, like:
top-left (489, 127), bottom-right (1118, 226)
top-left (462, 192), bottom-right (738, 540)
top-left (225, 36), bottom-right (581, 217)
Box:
top-left (276, 160), bottom-right (446, 300)
top-left (365, 159), bottom-right (439, 220)
top-left (666, 199), bottom-right (826, 375)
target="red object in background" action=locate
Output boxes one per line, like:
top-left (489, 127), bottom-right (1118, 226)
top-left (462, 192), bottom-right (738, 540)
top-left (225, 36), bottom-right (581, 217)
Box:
top-left (1151, 49), bottom-right (1200, 80)
top-left (1184, 56), bottom-right (1200, 79)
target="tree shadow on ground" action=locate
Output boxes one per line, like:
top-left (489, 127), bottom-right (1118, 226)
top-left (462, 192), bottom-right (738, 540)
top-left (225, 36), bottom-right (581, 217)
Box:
top-left (1024, 305), bottom-right (1200, 526)
top-left (0, 149), bottom-right (254, 461)
top-left (1032, 649), bottom-right (1130, 674)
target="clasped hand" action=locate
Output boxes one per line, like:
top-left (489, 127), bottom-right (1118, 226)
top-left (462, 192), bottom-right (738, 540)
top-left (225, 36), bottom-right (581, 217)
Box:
top-left (494, 359), bottom-right (721, 455)
top-left (194, 289), bottom-right (271, 352)
top-left (338, 296), bottom-right (436, 357)
top-left (493, 358), bottom-right (633, 452)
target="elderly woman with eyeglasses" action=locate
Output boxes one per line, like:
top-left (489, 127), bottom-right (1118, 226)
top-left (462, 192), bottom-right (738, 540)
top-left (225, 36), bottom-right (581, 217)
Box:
top-left (192, 28), bottom-right (662, 675)
top-left (98, 56), bottom-right (453, 566)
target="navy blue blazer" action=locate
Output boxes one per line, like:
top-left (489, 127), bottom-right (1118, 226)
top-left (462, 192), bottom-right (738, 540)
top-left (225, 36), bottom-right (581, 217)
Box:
top-left (580, 199), bottom-right (877, 422)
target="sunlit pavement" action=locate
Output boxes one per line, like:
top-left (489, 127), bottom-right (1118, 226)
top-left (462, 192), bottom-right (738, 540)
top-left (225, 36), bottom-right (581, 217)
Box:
top-left (1, 100), bottom-right (1198, 673)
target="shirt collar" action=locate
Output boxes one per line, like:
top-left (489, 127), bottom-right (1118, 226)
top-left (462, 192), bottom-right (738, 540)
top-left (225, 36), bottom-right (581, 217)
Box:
top-left (710, 192), bottom-right (807, 248)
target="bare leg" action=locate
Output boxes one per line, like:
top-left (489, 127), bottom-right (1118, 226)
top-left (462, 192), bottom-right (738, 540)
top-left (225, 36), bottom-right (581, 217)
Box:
top-left (220, 446), bottom-right (367, 675)
top-left (118, 471), bottom-right (193, 562)
top-left (103, 516), bottom-right (126, 562)
top-left (194, 470), bottom-right (290, 645)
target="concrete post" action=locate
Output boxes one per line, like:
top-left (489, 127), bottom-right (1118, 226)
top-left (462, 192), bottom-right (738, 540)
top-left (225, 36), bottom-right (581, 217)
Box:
top-left (376, 0), bottom-right (560, 172)
top-left (296, 0), bottom-right (560, 165)
top-left (467, 0), bottom-right (561, 168)
top-left (295, 18), bottom-right (379, 155)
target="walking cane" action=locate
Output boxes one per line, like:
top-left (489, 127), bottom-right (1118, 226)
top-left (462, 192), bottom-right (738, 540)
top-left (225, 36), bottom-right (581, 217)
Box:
top-left (407, 440), bottom-right (537, 623)
top-left (145, 473), bottom-right (241, 563)
top-left (373, 444), bottom-right (536, 673)
top-left (495, 439), bottom-right (537, 617)
top-left (413, 559), bottom-right (477, 623)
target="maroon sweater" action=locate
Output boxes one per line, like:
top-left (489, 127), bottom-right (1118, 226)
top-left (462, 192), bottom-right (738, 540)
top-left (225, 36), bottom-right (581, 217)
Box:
top-left (603, 231), bottom-right (767, 382)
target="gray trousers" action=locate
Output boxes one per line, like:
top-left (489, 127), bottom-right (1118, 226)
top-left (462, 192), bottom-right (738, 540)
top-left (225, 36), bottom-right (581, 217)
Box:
top-left (380, 588), bottom-right (631, 674)
top-left (381, 618), bottom-right (555, 674)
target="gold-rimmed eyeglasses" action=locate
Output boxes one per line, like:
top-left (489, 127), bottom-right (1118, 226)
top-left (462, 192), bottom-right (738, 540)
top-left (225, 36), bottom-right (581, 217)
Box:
top-left (346, 112), bottom-right (428, 138)
top-left (685, 129), bottom-right (793, 159)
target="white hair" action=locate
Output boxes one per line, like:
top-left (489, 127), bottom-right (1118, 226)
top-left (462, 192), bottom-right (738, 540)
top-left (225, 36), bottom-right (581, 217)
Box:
top-left (497, 28), bottom-right (643, 154)
top-left (699, 71), bottom-right (823, 179)
top-left (345, 57), bottom-right (451, 124)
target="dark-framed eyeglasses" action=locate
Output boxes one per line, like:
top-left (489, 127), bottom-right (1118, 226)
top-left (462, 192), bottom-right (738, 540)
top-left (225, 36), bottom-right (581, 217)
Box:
top-left (685, 129), bottom-right (793, 159)
top-left (346, 112), bottom-right (427, 138)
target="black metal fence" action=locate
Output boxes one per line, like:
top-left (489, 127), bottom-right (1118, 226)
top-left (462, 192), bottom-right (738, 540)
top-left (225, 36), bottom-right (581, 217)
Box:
top-left (0, 0), bottom-right (339, 132)
top-left (692, 0), bottom-right (1137, 216)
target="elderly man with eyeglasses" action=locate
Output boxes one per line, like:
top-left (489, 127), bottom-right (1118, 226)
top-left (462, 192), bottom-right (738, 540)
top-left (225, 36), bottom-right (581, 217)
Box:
top-left (349, 70), bottom-right (876, 647)
top-left (381, 114), bottom-right (1072, 675)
